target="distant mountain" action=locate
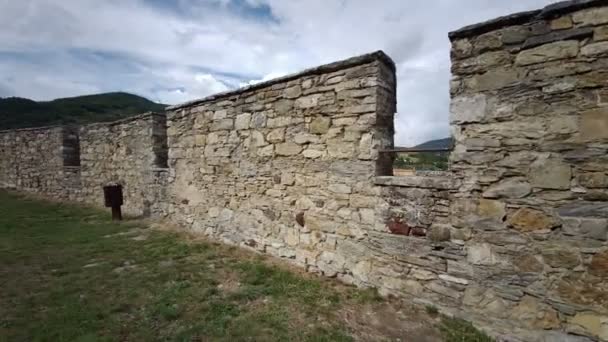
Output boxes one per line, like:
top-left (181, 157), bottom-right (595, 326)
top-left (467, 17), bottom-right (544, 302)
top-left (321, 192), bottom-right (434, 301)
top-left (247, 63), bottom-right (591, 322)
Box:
top-left (0, 92), bottom-right (166, 130)
top-left (414, 137), bottom-right (454, 150)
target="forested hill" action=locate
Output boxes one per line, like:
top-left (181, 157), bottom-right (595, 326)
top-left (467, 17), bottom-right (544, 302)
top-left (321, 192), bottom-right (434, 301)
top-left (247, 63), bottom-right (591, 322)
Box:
top-left (414, 137), bottom-right (453, 150)
top-left (0, 92), bottom-right (166, 130)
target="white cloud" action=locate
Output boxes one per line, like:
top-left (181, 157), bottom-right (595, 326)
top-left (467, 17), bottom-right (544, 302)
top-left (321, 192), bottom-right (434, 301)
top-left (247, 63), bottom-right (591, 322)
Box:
top-left (0, 0), bottom-right (557, 144)
top-left (240, 71), bottom-right (288, 87)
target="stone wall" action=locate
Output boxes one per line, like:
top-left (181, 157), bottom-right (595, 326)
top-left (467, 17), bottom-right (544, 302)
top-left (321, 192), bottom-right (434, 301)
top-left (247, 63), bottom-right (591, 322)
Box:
top-left (0, 113), bottom-right (168, 216)
top-left (1, 3), bottom-right (608, 338)
top-left (375, 175), bottom-right (454, 238)
top-left (449, 1), bottom-right (608, 340)
top-left (0, 125), bottom-right (80, 198)
top-left (161, 51), bottom-right (399, 271)
top-left (78, 112), bottom-right (168, 216)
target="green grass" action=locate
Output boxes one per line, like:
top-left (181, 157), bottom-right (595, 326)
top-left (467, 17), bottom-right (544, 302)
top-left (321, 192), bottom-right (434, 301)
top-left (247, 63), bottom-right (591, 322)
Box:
top-left (440, 317), bottom-right (494, 342)
top-left (0, 191), bottom-right (492, 342)
top-left (426, 305), bottom-right (439, 316)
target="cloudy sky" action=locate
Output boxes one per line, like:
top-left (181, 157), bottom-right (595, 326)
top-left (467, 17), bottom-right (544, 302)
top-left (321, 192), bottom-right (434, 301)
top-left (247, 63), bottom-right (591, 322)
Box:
top-left (1, 0), bottom-right (555, 145)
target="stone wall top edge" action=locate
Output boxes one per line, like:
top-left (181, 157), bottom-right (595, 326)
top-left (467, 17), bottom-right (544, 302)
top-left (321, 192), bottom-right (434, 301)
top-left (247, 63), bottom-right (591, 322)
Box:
top-left (79, 111), bottom-right (166, 130)
top-left (374, 175), bottom-right (455, 190)
top-left (0, 111), bottom-right (166, 135)
top-left (167, 50), bottom-right (396, 111)
top-left (449, 0), bottom-right (606, 40)
top-left (0, 124), bottom-right (65, 135)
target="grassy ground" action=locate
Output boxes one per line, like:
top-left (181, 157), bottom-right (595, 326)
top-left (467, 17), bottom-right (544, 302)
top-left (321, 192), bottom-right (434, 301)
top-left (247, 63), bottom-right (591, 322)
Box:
top-left (0, 191), bottom-right (493, 342)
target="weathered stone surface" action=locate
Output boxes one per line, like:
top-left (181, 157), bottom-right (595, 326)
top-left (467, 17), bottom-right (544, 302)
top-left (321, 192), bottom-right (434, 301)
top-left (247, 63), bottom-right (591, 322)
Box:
top-left (328, 183), bottom-right (352, 194)
top-left (235, 113), bottom-right (251, 130)
top-left (580, 108), bottom-right (608, 142)
top-left (573, 7), bottom-right (608, 26)
top-left (568, 312), bottom-right (608, 341)
top-left (450, 94), bottom-right (487, 124)
top-left (452, 38), bottom-right (473, 59)
top-left (251, 112), bottom-right (267, 128)
top-left (539, 331), bottom-right (596, 342)
top-left (309, 117), bottom-right (331, 134)
top-left (523, 27), bottom-right (593, 49)
top-left (477, 199), bottom-right (506, 221)
top-left (578, 172), bottom-right (608, 189)
top-left (589, 250), bottom-right (608, 277)
top-left (562, 217), bottom-right (608, 241)
top-left (295, 94), bottom-right (322, 108)
top-left (483, 178), bottom-right (532, 199)
top-left (530, 156), bottom-right (572, 190)
top-left (447, 3), bottom-right (608, 340)
top-left (555, 272), bottom-right (608, 309)
top-left (211, 118), bottom-right (234, 131)
top-left (468, 67), bottom-right (521, 91)
top-left (514, 254), bottom-right (544, 272)
top-left (542, 246), bottom-right (580, 269)
top-left (508, 208), bottom-right (558, 232)
top-left (596, 26), bottom-right (608, 41)
top-left (473, 31), bottom-right (502, 53)
top-left (275, 142), bottom-right (302, 156)
top-left (511, 296), bottom-right (560, 329)
top-left (581, 41), bottom-right (608, 57)
top-left (515, 40), bottom-right (579, 66)
top-left (374, 176), bottom-right (454, 190)
top-left (428, 224), bottom-right (451, 242)
top-left (551, 16), bottom-right (574, 30)
top-left (501, 25), bottom-right (530, 44)
top-left (467, 243), bottom-right (499, 265)
top-left (558, 202), bottom-right (608, 218)
top-left (266, 128), bottom-right (285, 143)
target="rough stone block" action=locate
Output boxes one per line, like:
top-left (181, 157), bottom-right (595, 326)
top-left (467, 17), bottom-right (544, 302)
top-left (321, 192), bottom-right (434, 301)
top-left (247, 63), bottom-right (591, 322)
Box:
top-left (468, 67), bottom-right (521, 91)
top-left (551, 16), bottom-right (574, 30)
top-left (562, 216), bottom-right (608, 240)
top-left (450, 94), bottom-right (487, 124)
top-left (572, 7), bottom-right (608, 27)
top-left (428, 223), bottom-right (451, 242)
top-left (210, 119), bottom-right (234, 131)
top-left (530, 156), bottom-right (572, 190)
top-left (235, 113), bottom-right (251, 130)
top-left (590, 250), bottom-right (608, 277)
top-left (580, 108), bottom-right (608, 142)
top-left (451, 38), bottom-right (473, 59)
top-left (508, 208), bottom-right (558, 232)
top-left (581, 41), bottom-right (608, 56)
top-left (515, 40), bottom-right (579, 66)
top-left (511, 296), bottom-right (561, 330)
top-left (251, 112), bottom-right (267, 128)
top-left (309, 117), bottom-right (331, 134)
top-left (501, 25), bottom-right (530, 44)
top-left (578, 172), bottom-right (608, 188)
top-left (473, 31), bottom-right (502, 53)
top-left (522, 27), bottom-right (593, 50)
top-left (295, 94), bottom-right (322, 109)
top-left (275, 142), bottom-right (302, 156)
top-left (568, 312), bottom-right (608, 341)
top-left (595, 26), bottom-right (608, 41)
top-left (483, 178), bottom-right (532, 199)
top-left (541, 246), bottom-right (580, 269)
top-left (467, 243), bottom-right (499, 265)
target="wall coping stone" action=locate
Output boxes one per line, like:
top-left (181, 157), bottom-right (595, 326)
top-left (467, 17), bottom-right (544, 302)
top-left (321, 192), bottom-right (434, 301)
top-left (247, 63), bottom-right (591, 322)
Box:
top-left (80, 111), bottom-right (165, 129)
top-left (167, 50), bottom-right (396, 111)
top-left (0, 124), bottom-right (65, 134)
top-left (449, 0), bottom-right (607, 40)
top-left (0, 112), bottom-right (166, 135)
top-left (558, 202), bottom-right (608, 218)
top-left (374, 176), bottom-right (455, 190)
